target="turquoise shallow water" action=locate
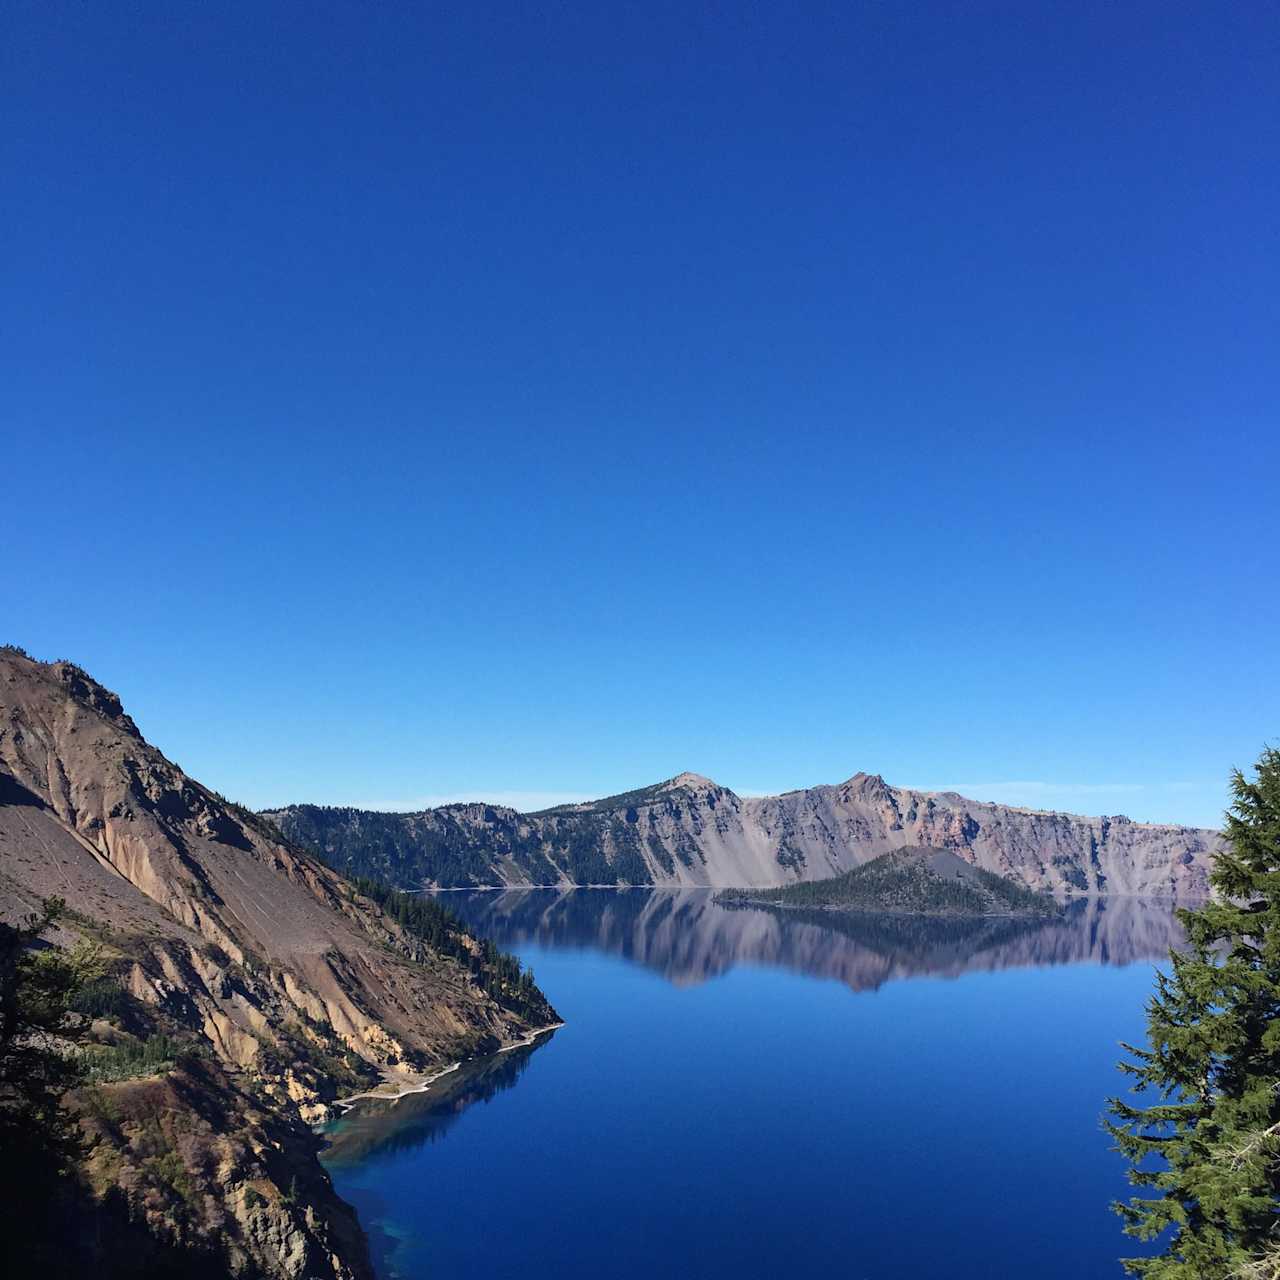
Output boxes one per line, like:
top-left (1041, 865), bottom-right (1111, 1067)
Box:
top-left (322, 891), bottom-right (1179, 1279)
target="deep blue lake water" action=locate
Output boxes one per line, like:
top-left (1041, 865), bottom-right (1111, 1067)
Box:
top-left (322, 890), bottom-right (1182, 1279)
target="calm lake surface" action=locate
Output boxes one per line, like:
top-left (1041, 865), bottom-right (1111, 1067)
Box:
top-left (322, 890), bottom-right (1184, 1279)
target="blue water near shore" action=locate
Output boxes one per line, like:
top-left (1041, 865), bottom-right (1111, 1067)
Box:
top-left (322, 891), bottom-right (1177, 1279)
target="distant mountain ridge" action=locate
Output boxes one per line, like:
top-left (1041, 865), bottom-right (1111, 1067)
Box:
top-left (265, 770), bottom-right (1220, 898)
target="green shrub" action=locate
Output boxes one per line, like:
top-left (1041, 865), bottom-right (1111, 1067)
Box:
top-left (70, 978), bottom-right (133, 1020)
top-left (83, 1032), bottom-right (188, 1083)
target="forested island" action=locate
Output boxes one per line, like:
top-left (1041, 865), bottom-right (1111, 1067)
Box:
top-left (718, 846), bottom-right (1060, 917)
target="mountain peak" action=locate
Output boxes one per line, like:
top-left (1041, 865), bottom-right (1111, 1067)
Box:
top-left (663, 772), bottom-right (718, 791)
top-left (2, 646), bottom-right (142, 739)
top-left (841, 771), bottom-right (888, 790)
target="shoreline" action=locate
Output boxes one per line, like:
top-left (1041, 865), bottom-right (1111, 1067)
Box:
top-left (330, 1020), bottom-right (564, 1113)
top-left (416, 884), bottom-right (1200, 902)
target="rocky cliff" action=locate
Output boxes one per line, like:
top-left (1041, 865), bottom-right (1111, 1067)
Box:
top-left (0, 649), bottom-right (556, 1280)
top-left (268, 770), bottom-right (1220, 898)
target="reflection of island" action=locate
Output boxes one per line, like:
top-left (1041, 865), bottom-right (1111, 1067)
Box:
top-left (322, 1038), bottom-right (549, 1168)
top-left (440, 889), bottom-right (1188, 993)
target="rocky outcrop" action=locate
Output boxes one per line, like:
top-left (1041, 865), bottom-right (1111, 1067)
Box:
top-left (0, 648), bottom-right (557, 1279)
top-left (269, 770), bottom-right (1221, 898)
top-left (71, 1060), bottom-right (370, 1280)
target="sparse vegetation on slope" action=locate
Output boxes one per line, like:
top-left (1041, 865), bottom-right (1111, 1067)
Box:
top-left (350, 877), bottom-right (555, 1025)
top-left (270, 799), bottom-right (665, 887)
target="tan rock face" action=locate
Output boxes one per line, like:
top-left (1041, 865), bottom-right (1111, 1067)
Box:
top-left (270, 769), bottom-right (1222, 896)
top-left (0, 649), bottom-right (557, 1280)
top-left (0, 650), bottom-right (548, 1074)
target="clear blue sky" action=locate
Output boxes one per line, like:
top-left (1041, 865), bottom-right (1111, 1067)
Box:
top-left (5, 3), bottom-right (1276, 827)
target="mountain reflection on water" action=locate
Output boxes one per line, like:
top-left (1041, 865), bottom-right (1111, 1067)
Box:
top-left (437, 887), bottom-right (1187, 992)
top-left (324, 1039), bottom-right (546, 1167)
top-left (325, 889), bottom-right (1189, 1279)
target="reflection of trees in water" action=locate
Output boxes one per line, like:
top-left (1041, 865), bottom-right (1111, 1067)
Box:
top-left (453, 887), bottom-right (662, 956)
top-left (442, 889), bottom-right (1188, 992)
top-left (743, 902), bottom-right (1054, 964)
top-left (322, 1038), bottom-right (548, 1169)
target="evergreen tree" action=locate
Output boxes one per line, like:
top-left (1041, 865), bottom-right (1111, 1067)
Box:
top-left (0, 898), bottom-right (101, 1173)
top-left (0, 898), bottom-right (104, 1274)
top-left (1107, 747), bottom-right (1280, 1278)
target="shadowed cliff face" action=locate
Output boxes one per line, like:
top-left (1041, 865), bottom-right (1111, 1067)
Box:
top-left (440, 888), bottom-right (1189, 994)
top-left (268, 771), bottom-right (1220, 897)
